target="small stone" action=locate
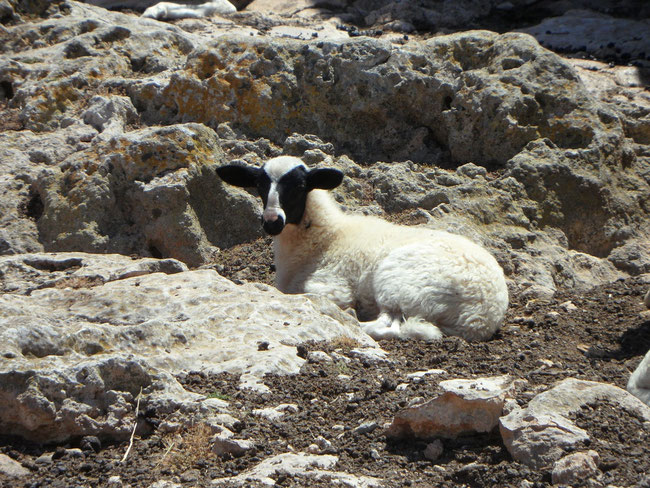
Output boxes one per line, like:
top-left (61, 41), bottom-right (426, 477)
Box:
top-left (80, 435), bottom-right (101, 453)
top-left (107, 475), bottom-right (122, 486)
top-left (308, 351), bottom-right (333, 363)
top-left (551, 450), bottom-right (600, 485)
top-left (560, 300), bottom-right (578, 312)
top-left (353, 421), bottom-right (379, 435)
top-left (35, 453), bottom-right (53, 465)
top-left (423, 440), bottom-right (443, 461)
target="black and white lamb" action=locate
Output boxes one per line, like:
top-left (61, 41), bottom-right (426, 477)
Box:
top-left (217, 156), bottom-right (509, 341)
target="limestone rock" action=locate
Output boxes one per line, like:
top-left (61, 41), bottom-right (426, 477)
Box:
top-left (0, 253), bottom-right (377, 442)
top-left (0, 453), bottom-right (29, 478)
top-left (499, 408), bottom-right (590, 470)
top-left (551, 450), bottom-right (600, 486)
top-left (34, 123), bottom-right (262, 266)
top-left (386, 375), bottom-right (518, 439)
top-left (212, 452), bottom-right (382, 486)
top-left (500, 378), bottom-right (650, 469)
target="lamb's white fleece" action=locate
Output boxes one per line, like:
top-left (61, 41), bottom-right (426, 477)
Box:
top-left (273, 190), bottom-right (509, 341)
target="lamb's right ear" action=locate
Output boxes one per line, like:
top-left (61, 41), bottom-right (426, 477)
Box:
top-left (216, 164), bottom-right (261, 188)
top-left (306, 168), bottom-right (344, 191)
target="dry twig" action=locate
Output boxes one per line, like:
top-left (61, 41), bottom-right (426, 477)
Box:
top-left (120, 387), bottom-right (143, 464)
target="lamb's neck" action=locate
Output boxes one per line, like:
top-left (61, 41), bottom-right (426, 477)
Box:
top-left (273, 191), bottom-right (343, 290)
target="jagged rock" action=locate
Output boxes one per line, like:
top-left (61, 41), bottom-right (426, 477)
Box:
top-left (628, 349), bottom-right (650, 406)
top-left (34, 123), bottom-right (262, 265)
top-left (386, 375), bottom-right (518, 439)
top-left (551, 450), bottom-right (600, 486)
top-left (500, 378), bottom-right (650, 469)
top-left (0, 253), bottom-right (377, 442)
top-left (212, 452), bottom-right (383, 486)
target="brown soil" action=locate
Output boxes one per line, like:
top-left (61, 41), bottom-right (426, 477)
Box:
top-left (1, 267), bottom-right (648, 488)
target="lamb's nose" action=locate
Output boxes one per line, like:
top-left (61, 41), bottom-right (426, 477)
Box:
top-left (263, 215), bottom-right (285, 235)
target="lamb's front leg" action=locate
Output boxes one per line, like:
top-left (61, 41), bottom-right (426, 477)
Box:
top-left (361, 312), bottom-right (403, 340)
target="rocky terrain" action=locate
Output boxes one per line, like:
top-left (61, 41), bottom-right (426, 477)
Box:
top-left (1, 0), bottom-right (650, 486)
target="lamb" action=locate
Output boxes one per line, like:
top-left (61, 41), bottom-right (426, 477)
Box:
top-left (217, 156), bottom-right (509, 341)
top-left (141, 0), bottom-right (235, 20)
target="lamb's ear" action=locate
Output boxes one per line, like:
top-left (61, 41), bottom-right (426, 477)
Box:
top-left (216, 164), bottom-right (261, 188)
top-left (306, 168), bottom-right (344, 191)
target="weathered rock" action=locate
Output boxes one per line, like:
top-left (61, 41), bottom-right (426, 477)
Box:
top-left (211, 431), bottom-right (254, 457)
top-left (500, 378), bottom-right (650, 469)
top-left (499, 408), bottom-right (590, 470)
top-left (0, 253), bottom-right (378, 442)
top-left (34, 123), bottom-right (262, 265)
top-left (212, 452), bottom-right (382, 486)
top-left (135, 30), bottom-right (626, 168)
top-left (252, 403), bottom-right (299, 421)
top-left (551, 450), bottom-right (600, 486)
top-left (628, 349), bottom-right (650, 406)
top-left (387, 375), bottom-right (518, 439)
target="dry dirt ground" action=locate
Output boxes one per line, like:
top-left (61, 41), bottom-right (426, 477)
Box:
top-left (1, 252), bottom-right (649, 488)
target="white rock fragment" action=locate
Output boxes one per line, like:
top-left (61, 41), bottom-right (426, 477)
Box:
top-left (0, 453), bottom-right (29, 477)
top-left (406, 369), bottom-right (446, 383)
top-left (552, 450), bottom-right (600, 485)
top-left (252, 404), bottom-right (299, 421)
top-left (211, 430), bottom-right (254, 458)
top-left (349, 347), bottom-right (391, 364)
top-left (107, 475), bottom-right (123, 486)
top-left (307, 351), bottom-right (333, 363)
top-left (423, 439), bottom-right (444, 461)
top-left (559, 300), bottom-right (578, 312)
top-left (387, 375), bottom-right (518, 439)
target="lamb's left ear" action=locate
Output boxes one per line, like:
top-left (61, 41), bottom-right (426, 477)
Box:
top-left (306, 168), bottom-right (344, 191)
top-left (216, 164), bottom-right (261, 188)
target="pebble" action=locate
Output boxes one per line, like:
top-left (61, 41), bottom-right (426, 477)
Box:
top-left (353, 421), bottom-right (379, 435)
top-left (423, 440), bottom-right (443, 461)
top-left (35, 453), bottom-right (53, 465)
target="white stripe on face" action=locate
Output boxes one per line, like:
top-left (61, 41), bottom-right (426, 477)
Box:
top-left (263, 182), bottom-right (286, 223)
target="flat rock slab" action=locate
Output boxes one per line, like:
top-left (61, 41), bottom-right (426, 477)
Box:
top-left (0, 252), bottom-right (378, 442)
top-left (212, 452), bottom-right (383, 486)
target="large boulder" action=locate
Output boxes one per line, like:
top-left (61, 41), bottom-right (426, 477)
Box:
top-left (0, 252), bottom-right (379, 442)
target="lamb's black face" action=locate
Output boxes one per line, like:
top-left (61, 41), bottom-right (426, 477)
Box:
top-left (216, 156), bottom-right (344, 236)
top-left (259, 161), bottom-right (310, 235)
